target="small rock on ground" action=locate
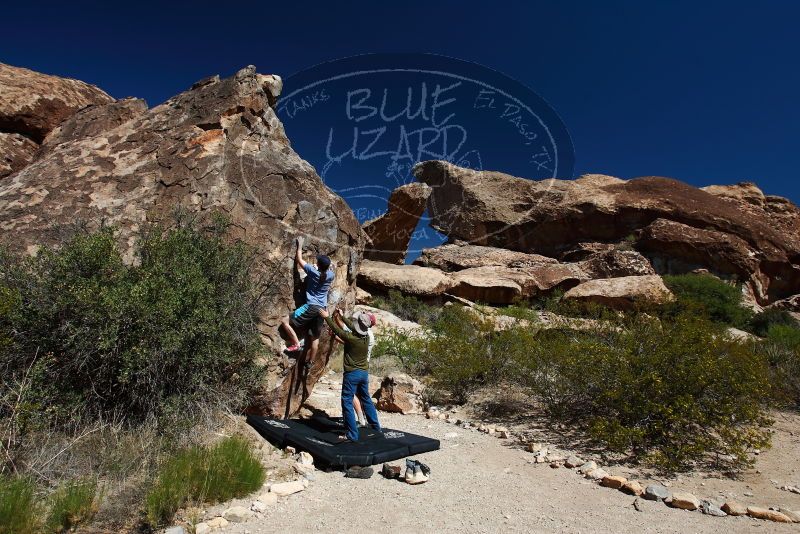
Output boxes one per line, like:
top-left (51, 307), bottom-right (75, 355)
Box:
top-left (700, 500), bottom-right (727, 517)
top-left (600, 475), bottom-right (627, 489)
top-left (621, 481), bottom-right (644, 496)
top-left (206, 517), bottom-right (229, 528)
top-left (194, 523), bottom-right (211, 534)
top-left (667, 492), bottom-right (700, 510)
top-left (721, 501), bottom-right (748, 516)
top-left (643, 485), bottom-right (671, 501)
top-left (747, 506), bottom-right (793, 523)
top-left (223, 506), bottom-right (253, 522)
top-left (270, 480), bottom-right (306, 496)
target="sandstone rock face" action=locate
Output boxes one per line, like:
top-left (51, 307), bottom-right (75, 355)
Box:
top-left (0, 66), bottom-right (364, 417)
top-left (563, 275), bottom-right (673, 310)
top-left (414, 160), bottom-right (800, 304)
top-left (43, 97), bottom-right (149, 149)
top-left (358, 260), bottom-right (451, 297)
top-left (0, 63), bottom-right (114, 143)
top-left (363, 183), bottom-right (431, 264)
top-left (0, 132), bottom-right (38, 178)
top-left (373, 373), bottom-right (425, 414)
top-left (415, 243), bottom-right (558, 271)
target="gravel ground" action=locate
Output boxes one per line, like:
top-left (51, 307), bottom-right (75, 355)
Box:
top-left (202, 374), bottom-right (799, 534)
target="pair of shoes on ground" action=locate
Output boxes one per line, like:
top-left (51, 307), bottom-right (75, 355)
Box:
top-left (404, 459), bottom-right (430, 484)
top-left (344, 465), bottom-right (374, 479)
top-left (381, 460), bottom-right (430, 484)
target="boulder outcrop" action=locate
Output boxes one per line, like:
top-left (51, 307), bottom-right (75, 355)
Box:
top-left (414, 160), bottom-right (800, 304)
top-left (0, 63), bottom-right (115, 179)
top-left (373, 373), bottom-right (426, 414)
top-left (363, 182), bottom-right (431, 264)
top-left (563, 275), bottom-right (673, 310)
top-left (0, 62), bottom-right (114, 143)
top-left (414, 243), bottom-right (557, 271)
top-left (358, 260), bottom-right (452, 297)
top-left (0, 65), bottom-right (364, 417)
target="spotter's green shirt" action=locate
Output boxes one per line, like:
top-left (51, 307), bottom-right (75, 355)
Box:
top-left (325, 316), bottom-right (369, 372)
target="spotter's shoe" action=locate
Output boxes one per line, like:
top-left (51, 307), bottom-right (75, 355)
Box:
top-left (404, 459), bottom-right (430, 485)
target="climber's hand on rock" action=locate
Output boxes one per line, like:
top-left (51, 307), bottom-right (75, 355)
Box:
top-left (295, 236), bottom-right (304, 249)
top-left (318, 308), bottom-right (329, 319)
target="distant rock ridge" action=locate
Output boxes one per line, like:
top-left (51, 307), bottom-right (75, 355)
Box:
top-left (412, 160), bottom-right (800, 304)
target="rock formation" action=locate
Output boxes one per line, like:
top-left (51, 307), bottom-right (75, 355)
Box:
top-left (361, 244), bottom-right (654, 305)
top-left (413, 160), bottom-right (800, 304)
top-left (0, 65), bottom-right (365, 417)
top-left (373, 373), bottom-right (426, 414)
top-left (563, 275), bottom-right (674, 310)
top-left (0, 62), bottom-right (114, 178)
top-left (363, 182), bottom-right (431, 264)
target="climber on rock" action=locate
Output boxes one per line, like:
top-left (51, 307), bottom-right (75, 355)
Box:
top-left (280, 236), bottom-right (334, 363)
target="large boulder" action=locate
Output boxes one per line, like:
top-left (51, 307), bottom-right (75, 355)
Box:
top-left (414, 243), bottom-right (557, 271)
top-left (563, 275), bottom-right (674, 310)
top-left (409, 243), bottom-right (654, 304)
top-left (414, 160), bottom-right (800, 304)
top-left (0, 63), bottom-right (114, 143)
top-left (357, 260), bottom-right (452, 297)
top-left (0, 65), bottom-right (364, 417)
top-left (363, 182), bottom-right (431, 264)
top-left (373, 373), bottom-right (426, 414)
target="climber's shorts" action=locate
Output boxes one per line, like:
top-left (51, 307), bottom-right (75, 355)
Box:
top-left (289, 304), bottom-right (325, 338)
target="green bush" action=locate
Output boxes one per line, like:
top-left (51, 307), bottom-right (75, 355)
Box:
top-left (662, 273), bottom-right (752, 328)
top-left (515, 314), bottom-right (772, 471)
top-left (0, 218), bottom-right (263, 427)
top-left (46, 478), bottom-right (98, 533)
top-left (370, 290), bottom-right (441, 324)
top-left (749, 308), bottom-right (798, 337)
top-left (146, 436), bottom-right (265, 526)
top-left (0, 475), bottom-right (39, 534)
top-left (407, 306), bottom-right (534, 403)
top-left (759, 325), bottom-right (800, 407)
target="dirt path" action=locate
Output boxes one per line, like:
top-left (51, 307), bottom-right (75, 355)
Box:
top-left (205, 373), bottom-right (800, 534)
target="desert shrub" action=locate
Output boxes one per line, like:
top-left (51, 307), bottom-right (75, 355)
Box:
top-left (759, 325), bottom-right (800, 407)
top-left (514, 314), bottom-right (772, 471)
top-left (371, 331), bottom-right (423, 369)
top-left (409, 307), bottom-right (530, 402)
top-left (0, 475), bottom-right (39, 534)
top-left (662, 273), bottom-right (752, 328)
top-left (370, 290), bottom-right (441, 324)
top-left (46, 477), bottom-right (98, 533)
top-left (498, 302), bottom-right (540, 323)
top-left (146, 436), bottom-right (265, 526)
top-left (0, 219), bottom-right (263, 428)
top-left (749, 308), bottom-right (798, 337)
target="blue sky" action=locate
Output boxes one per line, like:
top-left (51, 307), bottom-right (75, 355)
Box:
top-left (5, 0), bottom-right (799, 206)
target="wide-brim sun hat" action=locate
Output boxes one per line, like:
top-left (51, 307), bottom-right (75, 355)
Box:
top-left (352, 312), bottom-right (371, 336)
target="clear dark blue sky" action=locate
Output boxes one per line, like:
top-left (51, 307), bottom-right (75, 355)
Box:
top-left (4, 0), bottom-right (799, 203)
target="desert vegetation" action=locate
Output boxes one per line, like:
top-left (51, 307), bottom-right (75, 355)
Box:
top-left (0, 216), bottom-right (267, 531)
top-left (370, 275), bottom-right (800, 472)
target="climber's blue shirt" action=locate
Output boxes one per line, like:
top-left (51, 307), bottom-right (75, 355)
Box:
top-left (304, 263), bottom-right (334, 307)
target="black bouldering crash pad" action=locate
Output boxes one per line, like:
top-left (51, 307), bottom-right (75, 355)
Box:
top-left (247, 414), bottom-right (440, 467)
